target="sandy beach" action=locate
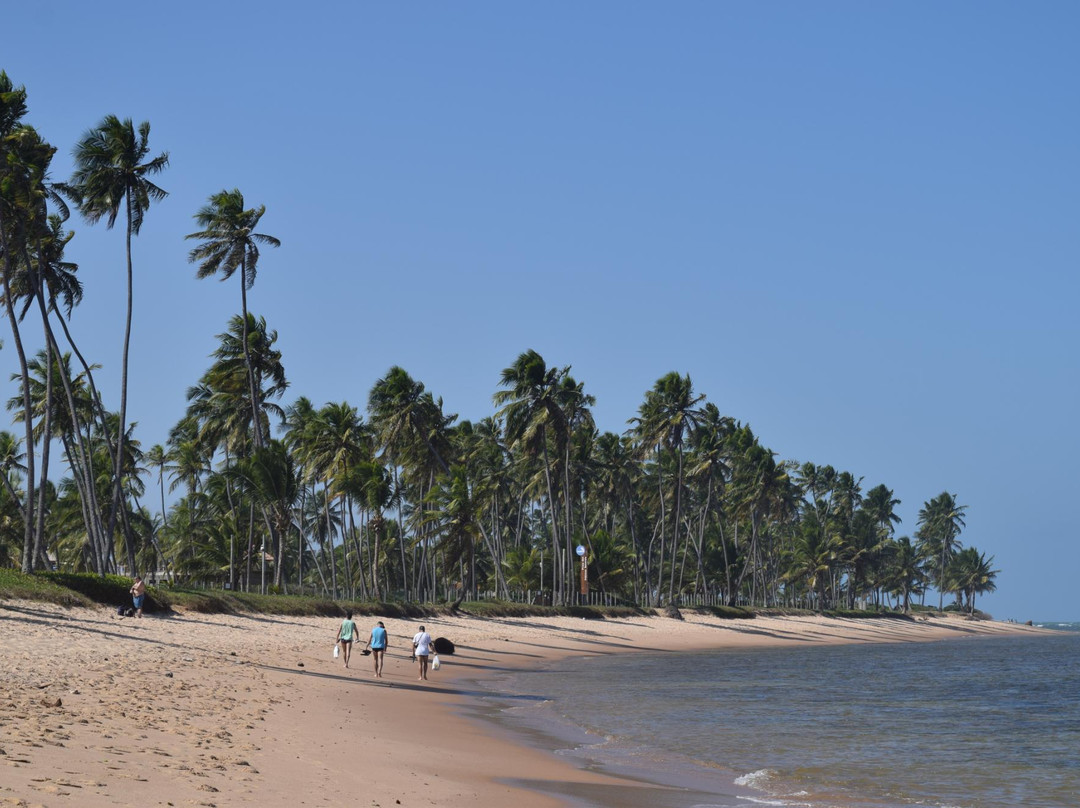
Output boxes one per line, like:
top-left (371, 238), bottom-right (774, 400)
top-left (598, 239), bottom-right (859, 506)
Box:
top-left (0, 602), bottom-right (1046, 808)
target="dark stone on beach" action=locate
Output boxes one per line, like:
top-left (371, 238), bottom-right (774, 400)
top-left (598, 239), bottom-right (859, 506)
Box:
top-left (433, 637), bottom-right (455, 655)
top-left (662, 603), bottom-right (684, 621)
top-left (41, 697), bottom-right (62, 708)
top-left (165, 672), bottom-right (173, 678)
top-left (297, 661), bottom-right (305, 667)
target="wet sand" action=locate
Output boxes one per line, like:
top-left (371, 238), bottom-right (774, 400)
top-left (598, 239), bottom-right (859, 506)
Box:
top-left (0, 601), bottom-right (1045, 807)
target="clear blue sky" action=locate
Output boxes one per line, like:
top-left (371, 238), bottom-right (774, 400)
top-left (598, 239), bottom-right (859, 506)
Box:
top-left (3, 2), bottom-right (1077, 620)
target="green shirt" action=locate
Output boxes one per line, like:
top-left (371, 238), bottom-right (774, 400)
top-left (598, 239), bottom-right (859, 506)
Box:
top-left (340, 619), bottom-right (356, 642)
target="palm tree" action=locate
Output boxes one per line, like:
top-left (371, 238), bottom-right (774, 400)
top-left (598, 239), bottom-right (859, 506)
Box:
top-left (70, 114), bottom-right (168, 563)
top-left (685, 403), bottom-right (733, 595)
top-left (425, 465), bottom-right (484, 609)
top-left (884, 536), bottom-right (924, 613)
top-left (186, 190), bottom-right (279, 448)
top-left (0, 72), bottom-right (38, 570)
top-left (305, 402), bottom-right (372, 598)
top-left (368, 366), bottom-right (454, 475)
top-left (229, 440), bottom-right (300, 591)
top-left (0, 431), bottom-right (27, 525)
top-left (945, 546), bottom-right (998, 614)
top-left (916, 492), bottom-right (967, 611)
top-left (784, 517), bottom-right (844, 610)
top-left (630, 372), bottom-right (705, 605)
top-left (863, 484), bottom-right (902, 539)
top-left (494, 350), bottom-right (572, 603)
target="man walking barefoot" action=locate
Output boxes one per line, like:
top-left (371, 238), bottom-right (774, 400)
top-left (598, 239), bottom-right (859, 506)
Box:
top-left (365, 620), bottom-right (388, 678)
top-left (336, 611), bottom-right (358, 669)
top-left (412, 624), bottom-right (433, 681)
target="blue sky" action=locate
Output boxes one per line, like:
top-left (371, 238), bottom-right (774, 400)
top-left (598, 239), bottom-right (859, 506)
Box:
top-left (3, 3), bottom-right (1077, 620)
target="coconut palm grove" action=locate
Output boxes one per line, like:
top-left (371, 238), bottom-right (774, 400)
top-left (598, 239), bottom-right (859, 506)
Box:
top-left (0, 71), bottom-right (999, 614)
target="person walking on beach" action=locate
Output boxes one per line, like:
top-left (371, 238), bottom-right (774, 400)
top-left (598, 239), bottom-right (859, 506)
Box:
top-left (336, 611), bottom-right (358, 669)
top-left (129, 576), bottom-right (146, 618)
top-left (364, 620), bottom-right (388, 678)
top-left (412, 625), bottom-right (433, 681)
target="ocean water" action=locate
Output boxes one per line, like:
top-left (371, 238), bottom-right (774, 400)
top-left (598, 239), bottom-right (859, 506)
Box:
top-left (468, 626), bottom-right (1080, 808)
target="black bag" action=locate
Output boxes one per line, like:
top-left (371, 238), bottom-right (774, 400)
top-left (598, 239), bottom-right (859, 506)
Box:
top-left (117, 605), bottom-right (127, 617)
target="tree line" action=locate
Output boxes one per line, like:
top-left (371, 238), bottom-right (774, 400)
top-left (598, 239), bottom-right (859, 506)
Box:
top-left (0, 71), bottom-right (999, 614)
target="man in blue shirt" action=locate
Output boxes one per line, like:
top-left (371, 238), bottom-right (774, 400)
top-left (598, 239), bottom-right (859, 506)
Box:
top-left (365, 621), bottom-right (389, 678)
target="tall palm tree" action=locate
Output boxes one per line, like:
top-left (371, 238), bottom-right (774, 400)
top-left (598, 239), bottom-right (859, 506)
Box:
top-left (630, 372), bottom-right (705, 604)
top-left (946, 546), bottom-right (997, 614)
top-left (0, 72), bottom-right (38, 570)
top-left (916, 492), bottom-right (967, 611)
top-left (784, 517), bottom-right (844, 610)
top-left (495, 350), bottom-right (572, 603)
top-left (305, 402), bottom-right (371, 598)
top-left (369, 366), bottom-right (454, 475)
top-left (70, 114), bottom-right (168, 563)
top-left (863, 484), bottom-right (902, 540)
top-left (186, 190), bottom-right (279, 448)
top-left (685, 403), bottom-right (733, 595)
top-left (229, 439), bottom-right (300, 591)
top-left (425, 465), bottom-right (484, 609)
top-left (883, 536), bottom-right (924, 614)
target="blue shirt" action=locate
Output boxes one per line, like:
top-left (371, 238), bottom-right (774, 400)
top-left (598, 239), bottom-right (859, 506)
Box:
top-left (371, 626), bottom-right (387, 649)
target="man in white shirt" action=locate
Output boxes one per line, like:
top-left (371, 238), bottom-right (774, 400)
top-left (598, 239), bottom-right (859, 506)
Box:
top-left (412, 625), bottom-right (433, 681)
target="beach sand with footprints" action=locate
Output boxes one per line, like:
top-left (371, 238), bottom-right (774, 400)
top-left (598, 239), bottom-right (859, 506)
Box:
top-left (0, 601), bottom-right (1044, 808)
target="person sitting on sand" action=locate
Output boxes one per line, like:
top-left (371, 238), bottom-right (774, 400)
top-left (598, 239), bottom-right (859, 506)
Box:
top-left (412, 625), bottom-right (433, 681)
top-left (365, 620), bottom-right (388, 678)
top-left (336, 611), bottom-right (358, 669)
top-left (130, 576), bottom-right (146, 618)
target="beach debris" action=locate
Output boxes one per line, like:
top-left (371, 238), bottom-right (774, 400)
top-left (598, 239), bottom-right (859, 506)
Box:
top-left (165, 672), bottom-right (174, 678)
top-left (662, 603), bottom-right (684, 621)
top-left (432, 637), bottom-right (455, 655)
top-left (40, 697), bottom-right (62, 708)
top-left (297, 661), bottom-right (305, 667)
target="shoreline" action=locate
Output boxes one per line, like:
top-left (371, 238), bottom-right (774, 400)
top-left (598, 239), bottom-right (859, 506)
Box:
top-left (0, 602), bottom-right (1050, 807)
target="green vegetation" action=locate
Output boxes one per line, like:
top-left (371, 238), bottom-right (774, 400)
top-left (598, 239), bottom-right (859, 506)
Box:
top-left (0, 568), bottom-right (91, 606)
top-left (0, 71), bottom-right (1000, 618)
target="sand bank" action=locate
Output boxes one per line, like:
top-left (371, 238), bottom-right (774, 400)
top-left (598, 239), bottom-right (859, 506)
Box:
top-left (0, 602), bottom-right (1045, 808)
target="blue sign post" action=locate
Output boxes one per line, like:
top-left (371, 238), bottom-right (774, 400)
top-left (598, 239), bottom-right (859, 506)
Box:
top-left (576, 544), bottom-right (588, 598)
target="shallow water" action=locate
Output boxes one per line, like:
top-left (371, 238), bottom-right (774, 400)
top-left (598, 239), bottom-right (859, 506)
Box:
top-left (468, 628), bottom-right (1080, 808)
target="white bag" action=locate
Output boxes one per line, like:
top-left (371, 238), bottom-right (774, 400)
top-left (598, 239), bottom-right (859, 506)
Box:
top-left (431, 654), bottom-right (441, 671)
top-left (333, 644), bottom-right (340, 659)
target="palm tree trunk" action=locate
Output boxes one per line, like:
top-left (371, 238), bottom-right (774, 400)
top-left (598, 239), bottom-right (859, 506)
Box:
top-left (245, 502), bottom-right (256, 592)
top-left (34, 342), bottom-right (54, 567)
top-left (106, 196), bottom-right (135, 575)
top-left (655, 452), bottom-right (667, 606)
top-left (239, 266), bottom-right (263, 450)
top-left (50, 302), bottom-right (116, 564)
top-left (668, 447), bottom-right (684, 602)
top-left (38, 305), bottom-right (110, 573)
top-left (62, 433), bottom-right (103, 573)
top-left (0, 220), bottom-right (37, 572)
top-left (323, 486), bottom-right (337, 598)
top-left (395, 467), bottom-right (408, 600)
top-left (540, 437), bottom-right (562, 603)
